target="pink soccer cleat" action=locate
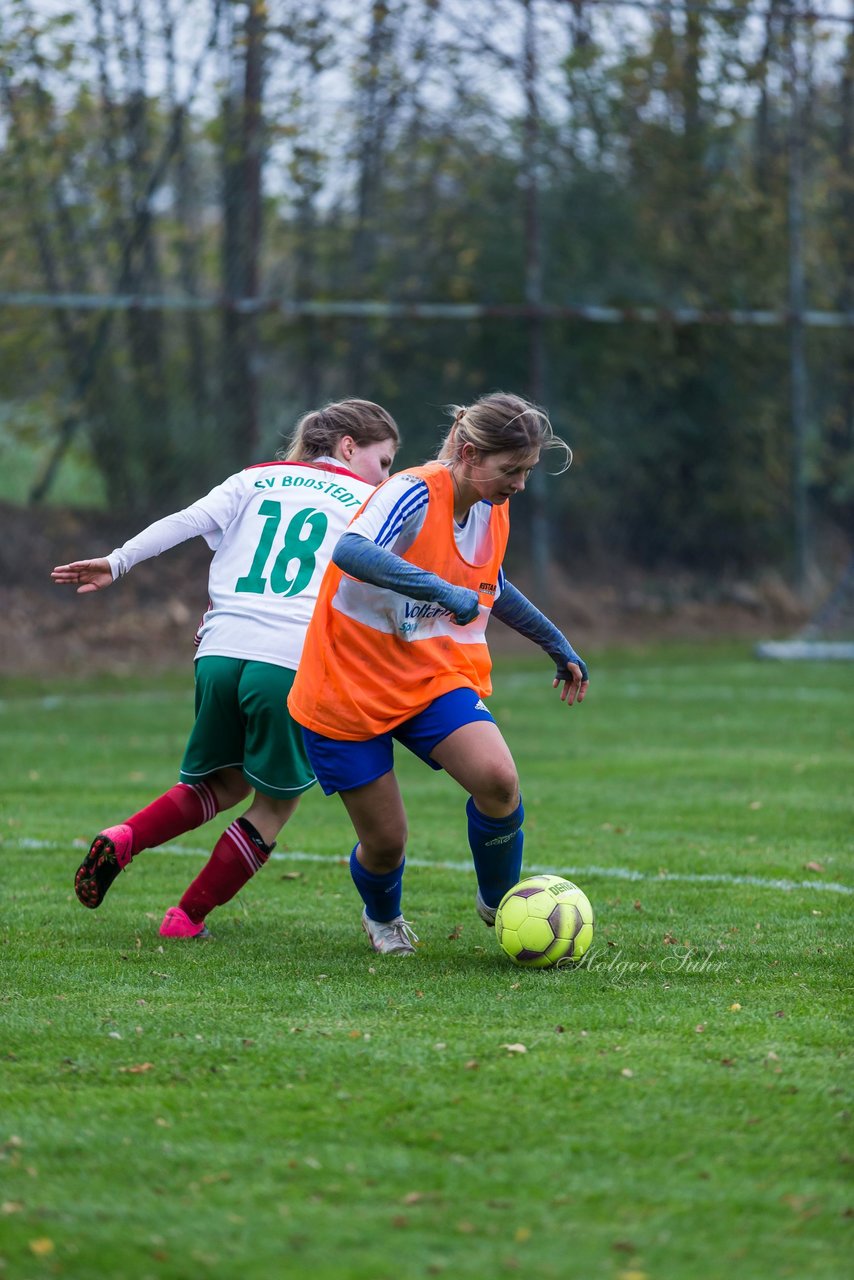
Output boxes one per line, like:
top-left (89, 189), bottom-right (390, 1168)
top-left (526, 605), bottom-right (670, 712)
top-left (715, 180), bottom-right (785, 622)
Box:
top-left (159, 906), bottom-right (211, 940)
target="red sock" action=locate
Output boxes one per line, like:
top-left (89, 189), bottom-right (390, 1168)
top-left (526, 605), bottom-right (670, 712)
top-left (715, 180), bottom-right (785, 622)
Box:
top-left (178, 818), bottom-right (272, 924)
top-left (125, 781), bottom-right (219, 856)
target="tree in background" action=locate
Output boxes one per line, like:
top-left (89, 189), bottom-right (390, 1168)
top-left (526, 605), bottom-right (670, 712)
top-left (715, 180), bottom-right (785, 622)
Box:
top-left (0, 0), bottom-right (850, 582)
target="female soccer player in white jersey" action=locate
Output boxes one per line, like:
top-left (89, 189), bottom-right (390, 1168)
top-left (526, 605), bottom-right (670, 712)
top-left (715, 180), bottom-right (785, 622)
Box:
top-left (288, 392), bottom-right (588, 956)
top-left (51, 400), bottom-right (399, 938)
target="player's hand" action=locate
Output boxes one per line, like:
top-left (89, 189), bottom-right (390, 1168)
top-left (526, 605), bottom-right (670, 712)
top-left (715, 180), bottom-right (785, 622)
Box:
top-left (51, 558), bottom-right (114, 594)
top-left (446, 587), bottom-right (480, 626)
top-left (553, 660), bottom-right (588, 706)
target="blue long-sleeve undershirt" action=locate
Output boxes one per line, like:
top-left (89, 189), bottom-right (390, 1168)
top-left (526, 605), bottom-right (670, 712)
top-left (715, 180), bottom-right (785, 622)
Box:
top-left (491, 580), bottom-right (588, 681)
top-left (332, 532), bottom-right (588, 681)
top-left (333, 533), bottom-right (480, 623)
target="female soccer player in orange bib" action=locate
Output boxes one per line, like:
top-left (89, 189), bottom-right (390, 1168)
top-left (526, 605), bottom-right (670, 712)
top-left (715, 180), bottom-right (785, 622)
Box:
top-left (288, 392), bottom-right (589, 955)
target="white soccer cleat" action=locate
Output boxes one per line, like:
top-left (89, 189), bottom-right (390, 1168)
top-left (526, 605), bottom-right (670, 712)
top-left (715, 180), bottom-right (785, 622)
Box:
top-left (361, 909), bottom-right (419, 956)
top-left (475, 889), bottom-right (497, 927)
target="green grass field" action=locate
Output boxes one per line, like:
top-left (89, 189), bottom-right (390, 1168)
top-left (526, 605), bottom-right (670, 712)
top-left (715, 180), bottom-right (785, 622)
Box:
top-left (1, 644), bottom-right (851, 1280)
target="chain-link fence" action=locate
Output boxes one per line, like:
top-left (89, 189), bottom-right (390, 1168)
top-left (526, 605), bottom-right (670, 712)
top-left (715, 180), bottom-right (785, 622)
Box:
top-left (1, 0), bottom-right (852, 588)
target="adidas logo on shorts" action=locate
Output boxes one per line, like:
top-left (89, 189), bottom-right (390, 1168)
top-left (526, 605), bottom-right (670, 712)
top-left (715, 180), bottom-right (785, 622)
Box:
top-left (474, 699), bottom-right (487, 711)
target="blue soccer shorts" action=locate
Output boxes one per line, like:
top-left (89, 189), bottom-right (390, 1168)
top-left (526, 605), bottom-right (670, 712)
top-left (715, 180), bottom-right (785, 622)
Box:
top-left (302, 686), bottom-right (496, 795)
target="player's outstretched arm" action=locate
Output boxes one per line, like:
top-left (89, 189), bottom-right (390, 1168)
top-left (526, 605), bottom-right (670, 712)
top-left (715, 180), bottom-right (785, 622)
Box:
top-left (333, 532), bottom-right (479, 625)
top-left (51, 558), bottom-right (114, 594)
top-left (492, 579), bottom-right (589, 706)
top-left (52, 501), bottom-right (226, 598)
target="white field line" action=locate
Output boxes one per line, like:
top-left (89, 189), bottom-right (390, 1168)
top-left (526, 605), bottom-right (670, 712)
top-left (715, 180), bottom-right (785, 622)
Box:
top-left (12, 837), bottom-right (853, 895)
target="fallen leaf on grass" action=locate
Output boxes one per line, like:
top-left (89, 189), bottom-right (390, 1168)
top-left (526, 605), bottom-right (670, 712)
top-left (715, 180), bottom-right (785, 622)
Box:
top-left (401, 1191), bottom-right (424, 1205)
top-left (2, 1202), bottom-right (24, 1214)
top-left (119, 1062), bottom-right (155, 1074)
top-left (729, 1003), bottom-right (742, 1012)
top-left (447, 924), bottom-right (463, 940)
top-left (28, 1239), bottom-right (54, 1256)
top-left (780, 1193), bottom-right (821, 1219)
top-left (804, 861), bottom-right (825, 873)
top-left (663, 932), bottom-right (679, 945)
top-left (514, 1227), bottom-right (531, 1243)
top-left (464, 1059), bottom-right (479, 1070)
top-left (621, 1068), bottom-right (634, 1078)
top-left (500, 1043), bottom-right (527, 1054)
top-left (281, 871), bottom-right (302, 880)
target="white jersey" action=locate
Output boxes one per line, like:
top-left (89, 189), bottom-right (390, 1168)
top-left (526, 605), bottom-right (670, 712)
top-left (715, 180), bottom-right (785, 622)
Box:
top-left (107, 459), bottom-right (374, 669)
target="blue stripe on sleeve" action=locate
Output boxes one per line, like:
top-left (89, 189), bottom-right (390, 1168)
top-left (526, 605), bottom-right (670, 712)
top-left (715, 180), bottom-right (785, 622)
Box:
top-left (375, 482), bottom-right (430, 548)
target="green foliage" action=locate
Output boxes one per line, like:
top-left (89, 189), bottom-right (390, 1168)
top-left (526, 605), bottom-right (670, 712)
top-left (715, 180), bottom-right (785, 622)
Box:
top-left (0, 647), bottom-right (851, 1278)
top-left (0, 2), bottom-right (850, 561)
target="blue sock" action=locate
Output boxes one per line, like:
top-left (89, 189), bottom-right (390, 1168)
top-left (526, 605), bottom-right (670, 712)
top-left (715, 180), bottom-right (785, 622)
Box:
top-left (349, 845), bottom-right (404, 923)
top-left (466, 796), bottom-right (524, 908)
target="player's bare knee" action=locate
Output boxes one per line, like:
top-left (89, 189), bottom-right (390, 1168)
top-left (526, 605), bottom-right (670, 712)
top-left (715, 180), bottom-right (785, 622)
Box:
top-left (474, 769), bottom-right (520, 815)
top-left (210, 768), bottom-right (252, 810)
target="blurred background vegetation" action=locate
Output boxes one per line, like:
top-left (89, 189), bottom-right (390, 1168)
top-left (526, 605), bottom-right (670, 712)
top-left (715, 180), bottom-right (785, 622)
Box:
top-left (0, 0), bottom-right (851, 595)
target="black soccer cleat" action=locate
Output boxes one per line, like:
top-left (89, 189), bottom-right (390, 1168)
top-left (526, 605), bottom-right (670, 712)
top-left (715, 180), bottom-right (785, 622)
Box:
top-left (74, 825), bottom-right (133, 908)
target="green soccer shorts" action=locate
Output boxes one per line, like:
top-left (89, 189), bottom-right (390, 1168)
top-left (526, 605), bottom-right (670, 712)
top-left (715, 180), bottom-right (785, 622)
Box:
top-left (179, 656), bottom-right (317, 799)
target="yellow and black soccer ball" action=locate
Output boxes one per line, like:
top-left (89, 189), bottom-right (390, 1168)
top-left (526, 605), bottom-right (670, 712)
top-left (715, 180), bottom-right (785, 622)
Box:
top-left (495, 874), bottom-right (594, 969)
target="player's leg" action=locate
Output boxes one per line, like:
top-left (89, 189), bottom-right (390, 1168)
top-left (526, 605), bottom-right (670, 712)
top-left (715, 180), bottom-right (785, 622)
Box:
top-left (161, 660), bottom-right (316, 938)
top-left (430, 719), bottom-right (524, 922)
top-left (397, 689), bottom-right (523, 924)
top-left (161, 792), bottom-right (301, 938)
top-left (301, 728), bottom-right (416, 955)
top-left (340, 774), bottom-right (418, 954)
top-left (74, 657), bottom-right (249, 909)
